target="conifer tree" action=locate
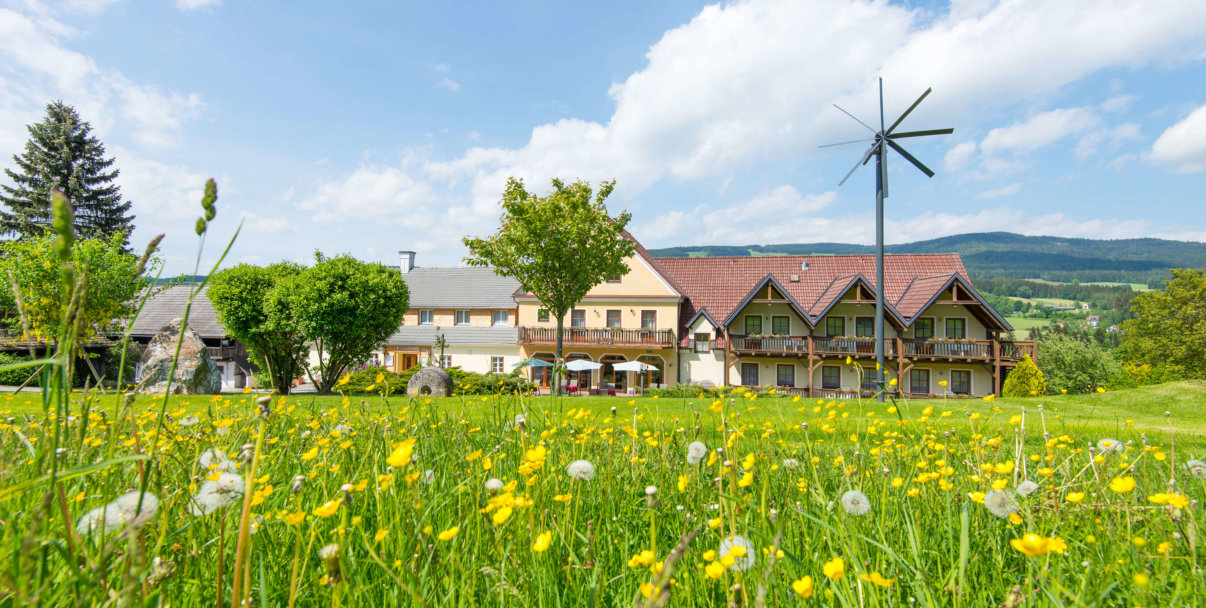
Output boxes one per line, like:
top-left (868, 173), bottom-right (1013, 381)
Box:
top-left (0, 101), bottom-right (135, 240)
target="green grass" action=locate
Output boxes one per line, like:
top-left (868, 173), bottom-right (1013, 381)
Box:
top-left (4, 381), bottom-right (1206, 606)
top-left (1003, 314), bottom-right (1053, 338)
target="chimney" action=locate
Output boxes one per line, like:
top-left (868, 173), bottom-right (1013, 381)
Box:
top-left (398, 250), bottom-right (415, 274)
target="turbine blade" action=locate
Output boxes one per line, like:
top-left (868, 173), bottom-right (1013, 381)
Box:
top-left (890, 128), bottom-right (954, 139)
top-left (839, 146), bottom-right (876, 186)
top-left (879, 78), bottom-right (886, 132)
top-left (887, 88), bottom-right (932, 134)
top-left (818, 137), bottom-right (874, 149)
top-left (886, 139), bottom-right (935, 177)
top-left (833, 104), bottom-right (878, 134)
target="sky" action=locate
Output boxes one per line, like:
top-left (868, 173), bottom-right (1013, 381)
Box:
top-left (1, 0), bottom-right (1205, 275)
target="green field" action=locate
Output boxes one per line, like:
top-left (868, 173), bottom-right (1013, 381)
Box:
top-left (1003, 314), bottom-right (1054, 338)
top-left (4, 381), bottom-right (1206, 606)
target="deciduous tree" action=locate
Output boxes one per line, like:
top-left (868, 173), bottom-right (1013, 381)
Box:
top-left (1120, 268), bottom-right (1206, 379)
top-left (208, 262), bottom-right (308, 394)
top-left (278, 253), bottom-right (409, 393)
top-left (463, 177), bottom-right (635, 393)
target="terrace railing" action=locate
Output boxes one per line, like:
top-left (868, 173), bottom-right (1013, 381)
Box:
top-left (518, 326), bottom-right (676, 348)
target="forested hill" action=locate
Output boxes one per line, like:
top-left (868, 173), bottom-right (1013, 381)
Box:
top-left (648, 232), bottom-right (1206, 287)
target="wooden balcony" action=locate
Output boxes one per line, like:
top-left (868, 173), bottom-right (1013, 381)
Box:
top-left (518, 326), bottom-right (676, 348)
top-left (728, 334), bottom-right (1034, 363)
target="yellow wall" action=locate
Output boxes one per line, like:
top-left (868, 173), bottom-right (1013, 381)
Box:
top-left (584, 253), bottom-right (679, 297)
top-left (401, 307), bottom-right (516, 328)
top-left (731, 302), bottom-right (809, 335)
top-left (516, 251), bottom-right (681, 331)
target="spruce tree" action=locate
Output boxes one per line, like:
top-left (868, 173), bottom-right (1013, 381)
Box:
top-left (0, 101), bottom-right (135, 240)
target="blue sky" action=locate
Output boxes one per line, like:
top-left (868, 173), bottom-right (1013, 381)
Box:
top-left (1, 0), bottom-right (1205, 274)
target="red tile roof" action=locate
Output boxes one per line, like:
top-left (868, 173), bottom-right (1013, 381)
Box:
top-left (657, 254), bottom-right (973, 330)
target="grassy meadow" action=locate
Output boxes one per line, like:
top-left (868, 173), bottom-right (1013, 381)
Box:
top-left (3, 380), bottom-right (1206, 607)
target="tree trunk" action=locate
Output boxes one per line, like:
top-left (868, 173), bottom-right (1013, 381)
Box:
top-left (554, 315), bottom-right (564, 396)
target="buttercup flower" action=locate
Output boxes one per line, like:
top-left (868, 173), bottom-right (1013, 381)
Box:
top-left (717, 535), bottom-right (755, 571)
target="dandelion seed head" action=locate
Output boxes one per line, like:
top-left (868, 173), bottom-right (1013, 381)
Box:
top-left (686, 441), bottom-right (707, 465)
top-left (567, 459), bottom-right (596, 481)
top-left (1017, 480), bottom-right (1040, 497)
top-left (782, 458), bottom-right (799, 469)
top-left (1096, 438), bottom-right (1122, 454)
top-left (485, 478), bottom-right (504, 493)
top-left (1187, 460), bottom-right (1206, 479)
top-left (190, 472), bottom-right (245, 516)
top-left (984, 489), bottom-right (1019, 519)
top-left (717, 535), bottom-right (756, 571)
top-left (841, 490), bottom-right (871, 516)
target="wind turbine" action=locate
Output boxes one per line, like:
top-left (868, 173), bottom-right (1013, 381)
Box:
top-left (821, 78), bottom-right (952, 402)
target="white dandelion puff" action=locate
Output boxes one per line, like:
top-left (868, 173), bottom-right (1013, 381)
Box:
top-left (1096, 438), bottom-right (1122, 454)
top-left (567, 460), bottom-right (596, 481)
top-left (485, 478), bottom-right (504, 493)
top-left (717, 534), bottom-right (756, 571)
top-left (1017, 480), bottom-right (1040, 497)
top-left (841, 490), bottom-right (871, 516)
top-left (76, 491), bottom-right (159, 535)
top-left (198, 449), bottom-right (238, 473)
top-left (686, 441), bottom-right (707, 465)
top-left (984, 489), bottom-right (1019, 519)
top-left (190, 472), bottom-right (245, 516)
top-left (178, 415), bottom-right (199, 427)
top-left (1187, 459), bottom-right (1206, 479)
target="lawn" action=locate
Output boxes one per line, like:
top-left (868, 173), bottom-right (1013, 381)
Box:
top-left (3, 381), bottom-right (1205, 606)
top-left (1003, 314), bottom-right (1053, 339)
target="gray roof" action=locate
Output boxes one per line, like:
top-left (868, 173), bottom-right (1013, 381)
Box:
top-left (127, 285), bottom-right (227, 339)
top-left (388, 325), bottom-right (518, 347)
top-left (402, 267), bottom-right (519, 309)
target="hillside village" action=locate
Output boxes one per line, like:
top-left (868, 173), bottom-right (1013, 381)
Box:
top-left (137, 230), bottom-right (1034, 399)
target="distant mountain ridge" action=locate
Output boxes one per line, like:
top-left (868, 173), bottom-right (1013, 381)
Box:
top-left (647, 232), bottom-right (1206, 287)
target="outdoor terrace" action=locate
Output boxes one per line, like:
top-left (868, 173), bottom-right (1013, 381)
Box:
top-left (728, 334), bottom-right (1035, 362)
top-left (518, 326), bottom-right (676, 348)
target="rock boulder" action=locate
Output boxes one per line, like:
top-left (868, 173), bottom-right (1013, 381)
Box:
top-left (406, 366), bottom-right (452, 397)
top-left (138, 319), bottom-right (222, 394)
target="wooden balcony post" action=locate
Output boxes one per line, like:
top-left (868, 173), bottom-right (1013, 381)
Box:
top-left (723, 327), bottom-right (731, 387)
top-left (993, 338), bottom-right (1002, 396)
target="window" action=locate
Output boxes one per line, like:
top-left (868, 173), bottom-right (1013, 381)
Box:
top-left (825, 317), bottom-right (845, 336)
top-left (860, 367), bottom-right (877, 391)
top-left (821, 366), bottom-right (841, 390)
top-left (741, 363), bottom-right (759, 386)
top-left (418, 310), bottom-right (434, 325)
top-left (491, 356), bottom-right (504, 374)
top-left (951, 370), bottom-right (971, 395)
top-left (383, 353), bottom-right (393, 366)
top-left (914, 318), bottom-right (934, 339)
top-left (455, 310), bottom-right (471, 326)
top-left (909, 369), bottom-right (931, 395)
top-left (492, 310), bottom-right (508, 326)
top-left (744, 315), bottom-right (762, 335)
top-left (641, 310), bottom-right (657, 330)
top-left (693, 332), bottom-right (711, 353)
top-left (771, 316), bottom-right (790, 335)
top-left (441, 355), bottom-right (453, 368)
top-left (776, 364), bottom-right (795, 387)
top-left (606, 272), bottom-right (622, 283)
top-left (571, 309), bottom-right (586, 328)
top-left (537, 309), bottom-right (550, 322)
top-left (945, 318), bottom-right (966, 339)
top-left (855, 317), bottom-right (874, 338)
top-left (606, 309), bottom-right (622, 328)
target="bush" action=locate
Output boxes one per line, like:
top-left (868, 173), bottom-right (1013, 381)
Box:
top-left (341, 364), bottom-right (532, 396)
top-left (1002, 354), bottom-right (1046, 397)
top-left (1037, 333), bottom-right (1122, 394)
top-left (0, 352), bottom-right (40, 387)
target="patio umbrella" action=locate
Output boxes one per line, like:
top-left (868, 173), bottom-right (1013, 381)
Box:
top-left (611, 361), bottom-right (659, 392)
top-left (512, 357), bottom-right (553, 368)
top-left (565, 360), bottom-right (602, 372)
top-left (513, 357), bottom-right (553, 389)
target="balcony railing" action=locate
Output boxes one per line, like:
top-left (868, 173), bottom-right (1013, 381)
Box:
top-left (518, 326), bottom-right (676, 348)
top-left (727, 334), bottom-right (1034, 363)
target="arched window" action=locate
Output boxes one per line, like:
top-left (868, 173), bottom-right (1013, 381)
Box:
top-left (637, 355), bottom-right (664, 388)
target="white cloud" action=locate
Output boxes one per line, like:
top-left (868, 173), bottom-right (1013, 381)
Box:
top-left (297, 163), bottom-right (436, 224)
top-left (979, 108), bottom-right (1099, 155)
top-left (1149, 103), bottom-right (1206, 173)
top-left (1075, 123), bottom-right (1140, 159)
top-left (943, 141), bottom-right (977, 171)
top-left (175, 0), bottom-right (221, 11)
top-left (0, 6), bottom-right (204, 152)
top-left (298, 0), bottom-right (1206, 263)
top-left (974, 182), bottom-right (1021, 199)
top-left (238, 212), bottom-right (293, 234)
top-left (435, 78), bottom-right (460, 92)
top-left (62, 0), bottom-right (123, 13)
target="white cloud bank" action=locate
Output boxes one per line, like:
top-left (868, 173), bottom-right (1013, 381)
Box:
top-left (294, 0), bottom-right (1206, 259)
top-left (1150, 103), bottom-right (1206, 173)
